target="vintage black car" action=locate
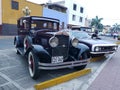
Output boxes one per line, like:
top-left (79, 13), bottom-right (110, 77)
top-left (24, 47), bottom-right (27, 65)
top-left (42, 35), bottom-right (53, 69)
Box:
top-left (67, 30), bottom-right (118, 57)
top-left (14, 16), bottom-right (90, 79)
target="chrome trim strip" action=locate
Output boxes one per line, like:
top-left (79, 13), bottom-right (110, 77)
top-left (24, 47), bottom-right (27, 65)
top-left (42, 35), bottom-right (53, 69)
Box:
top-left (38, 63), bottom-right (88, 70)
top-left (38, 59), bottom-right (90, 70)
top-left (90, 51), bottom-right (115, 54)
top-left (92, 44), bottom-right (118, 51)
top-left (32, 17), bottom-right (59, 22)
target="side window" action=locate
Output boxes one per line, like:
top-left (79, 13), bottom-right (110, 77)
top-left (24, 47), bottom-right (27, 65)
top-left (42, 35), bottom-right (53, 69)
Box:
top-left (48, 22), bottom-right (52, 28)
top-left (20, 19), bottom-right (23, 26)
top-left (43, 23), bottom-right (47, 28)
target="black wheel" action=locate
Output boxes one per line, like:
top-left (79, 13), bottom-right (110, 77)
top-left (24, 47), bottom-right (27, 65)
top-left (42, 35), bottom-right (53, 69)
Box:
top-left (74, 52), bottom-right (88, 70)
top-left (28, 50), bottom-right (40, 79)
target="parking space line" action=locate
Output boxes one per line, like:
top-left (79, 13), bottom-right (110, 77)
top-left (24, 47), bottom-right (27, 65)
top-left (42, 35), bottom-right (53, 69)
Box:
top-left (0, 72), bottom-right (25, 90)
top-left (34, 68), bottom-right (91, 90)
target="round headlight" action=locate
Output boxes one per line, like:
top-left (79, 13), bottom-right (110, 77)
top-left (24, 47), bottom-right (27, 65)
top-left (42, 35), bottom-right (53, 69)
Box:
top-left (71, 38), bottom-right (79, 47)
top-left (95, 47), bottom-right (100, 51)
top-left (113, 46), bottom-right (117, 50)
top-left (49, 37), bottom-right (59, 47)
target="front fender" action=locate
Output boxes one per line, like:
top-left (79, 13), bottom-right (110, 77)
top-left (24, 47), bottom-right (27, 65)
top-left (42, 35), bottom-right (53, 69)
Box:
top-left (14, 36), bottom-right (22, 47)
top-left (32, 45), bottom-right (47, 54)
top-left (28, 45), bottom-right (51, 63)
top-left (14, 36), bottom-right (18, 45)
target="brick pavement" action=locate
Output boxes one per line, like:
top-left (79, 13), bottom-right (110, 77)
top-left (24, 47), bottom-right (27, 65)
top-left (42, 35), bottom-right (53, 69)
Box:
top-left (87, 46), bottom-right (120, 90)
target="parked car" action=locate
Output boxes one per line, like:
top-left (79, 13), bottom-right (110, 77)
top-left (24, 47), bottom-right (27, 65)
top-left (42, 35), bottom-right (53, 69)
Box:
top-left (98, 32), bottom-right (105, 36)
top-left (67, 30), bottom-right (118, 57)
top-left (105, 33), bottom-right (111, 37)
top-left (14, 16), bottom-right (90, 79)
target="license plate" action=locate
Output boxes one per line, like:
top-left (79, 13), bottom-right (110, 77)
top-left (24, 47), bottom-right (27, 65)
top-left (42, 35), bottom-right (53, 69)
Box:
top-left (52, 56), bottom-right (63, 63)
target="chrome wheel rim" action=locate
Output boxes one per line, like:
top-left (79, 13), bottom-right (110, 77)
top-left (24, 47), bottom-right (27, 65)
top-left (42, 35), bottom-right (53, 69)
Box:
top-left (28, 52), bottom-right (35, 77)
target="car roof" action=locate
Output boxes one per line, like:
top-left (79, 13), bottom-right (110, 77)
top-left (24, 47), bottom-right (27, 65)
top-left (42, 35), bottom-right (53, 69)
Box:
top-left (18, 16), bottom-right (60, 23)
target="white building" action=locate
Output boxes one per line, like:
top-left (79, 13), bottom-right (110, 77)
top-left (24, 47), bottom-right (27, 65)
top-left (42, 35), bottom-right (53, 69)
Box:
top-left (54, 0), bottom-right (86, 28)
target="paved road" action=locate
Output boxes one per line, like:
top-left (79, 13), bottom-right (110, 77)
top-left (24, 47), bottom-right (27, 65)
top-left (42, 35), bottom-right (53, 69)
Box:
top-left (0, 36), bottom-right (14, 50)
top-left (0, 48), bottom-right (87, 90)
top-left (0, 48), bottom-right (111, 90)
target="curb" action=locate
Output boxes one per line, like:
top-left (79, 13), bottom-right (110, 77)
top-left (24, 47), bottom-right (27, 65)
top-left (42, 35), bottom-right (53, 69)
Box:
top-left (34, 68), bottom-right (91, 90)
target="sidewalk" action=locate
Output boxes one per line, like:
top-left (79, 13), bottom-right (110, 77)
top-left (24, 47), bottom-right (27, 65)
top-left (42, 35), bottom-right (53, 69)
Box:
top-left (87, 46), bottom-right (120, 90)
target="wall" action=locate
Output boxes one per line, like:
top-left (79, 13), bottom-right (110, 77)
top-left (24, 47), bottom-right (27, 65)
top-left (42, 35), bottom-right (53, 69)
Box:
top-left (43, 7), bottom-right (67, 29)
top-left (1, 0), bottom-right (43, 35)
top-left (64, 0), bottom-right (86, 26)
top-left (0, 0), bottom-right (2, 25)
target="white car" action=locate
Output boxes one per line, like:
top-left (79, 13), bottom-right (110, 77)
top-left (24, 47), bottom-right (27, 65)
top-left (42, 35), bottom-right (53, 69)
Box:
top-left (68, 30), bottom-right (118, 57)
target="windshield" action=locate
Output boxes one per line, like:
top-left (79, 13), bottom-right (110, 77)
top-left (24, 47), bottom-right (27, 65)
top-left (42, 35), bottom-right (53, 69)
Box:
top-left (71, 31), bottom-right (91, 39)
top-left (31, 20), bottom-right (58, 31)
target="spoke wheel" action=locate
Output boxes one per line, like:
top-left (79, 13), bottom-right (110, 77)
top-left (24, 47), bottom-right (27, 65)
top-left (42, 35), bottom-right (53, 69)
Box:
top-left (28, 51), bottom-right (40, 79)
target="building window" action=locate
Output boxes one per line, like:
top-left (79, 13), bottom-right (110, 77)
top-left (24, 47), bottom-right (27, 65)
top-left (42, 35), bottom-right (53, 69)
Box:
top-left (72, 15), bottom-right (76, 21)
top-left (79, 17), bottom-right (83, 22)
top-left (80, 7), bottom-right (84, 13)
top-left (11, 1), bottom-right (19, 10)
top-left (73, 4), bottom-right (77, 10)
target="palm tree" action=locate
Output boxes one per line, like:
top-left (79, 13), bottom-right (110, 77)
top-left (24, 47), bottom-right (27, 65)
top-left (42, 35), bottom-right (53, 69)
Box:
top-left (112, 23), bottom-right (120, 32)
top-left (91, 16), bottom-right (104, 32)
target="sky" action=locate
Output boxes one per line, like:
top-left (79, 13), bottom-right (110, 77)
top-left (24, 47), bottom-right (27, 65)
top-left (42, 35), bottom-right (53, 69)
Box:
top-left (27, 0), bottom-right (120, 26)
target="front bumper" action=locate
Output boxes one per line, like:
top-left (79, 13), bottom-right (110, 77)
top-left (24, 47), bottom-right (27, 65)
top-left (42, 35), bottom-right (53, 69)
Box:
top-left (91, 44), bottom-right (118, 54)
top-left (38, 59), bottom-right (90, 70)
top-left (90, 50), bottom-right (116, 54)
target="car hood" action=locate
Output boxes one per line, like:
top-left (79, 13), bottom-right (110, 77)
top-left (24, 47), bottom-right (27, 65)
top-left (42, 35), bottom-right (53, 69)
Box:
top-left (33, 29), bottom-right (69, 37)
top-left (80, 38), bottom-right (115, 45)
